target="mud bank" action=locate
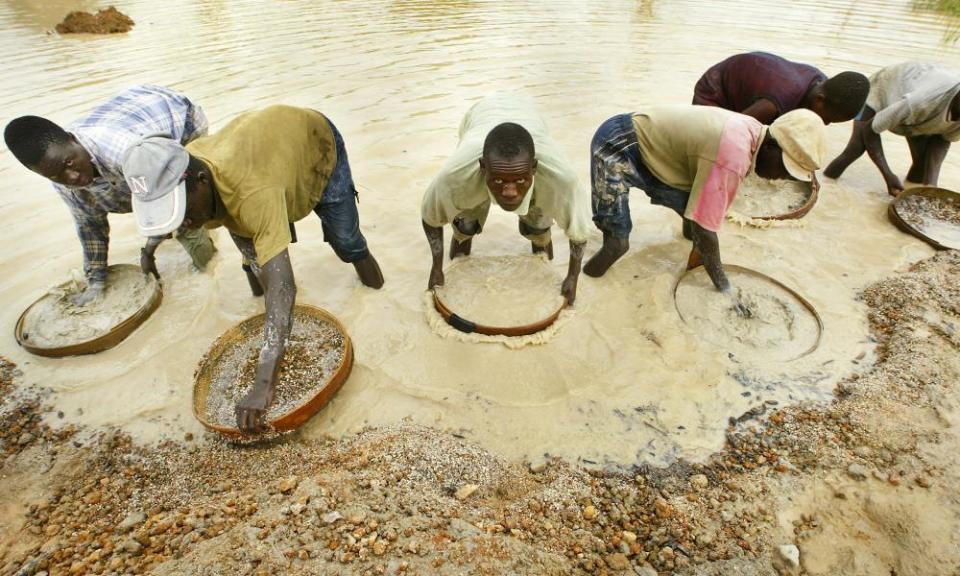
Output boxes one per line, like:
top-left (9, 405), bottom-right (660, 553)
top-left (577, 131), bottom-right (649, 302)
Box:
top-left (1, 251), bottom-right (957, 576)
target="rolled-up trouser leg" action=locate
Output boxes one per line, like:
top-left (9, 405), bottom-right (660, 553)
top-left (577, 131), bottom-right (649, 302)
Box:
top-left (518, 206), bottom-right (553, 248)
top-left (451, 200), bottom-right (491, 245)
top-left (314, 119), bottom-right (370, 263)
top-left (175, 227), bottom-right (217, 271)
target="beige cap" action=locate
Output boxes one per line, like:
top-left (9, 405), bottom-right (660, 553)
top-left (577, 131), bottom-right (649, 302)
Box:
top-left (769, 109), bottom-right (827, 182)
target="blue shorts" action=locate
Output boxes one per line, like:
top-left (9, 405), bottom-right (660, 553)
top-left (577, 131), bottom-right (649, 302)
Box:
top-left (312, 120), bottom-right (370, 263)
top-left (591, 114), bottom-right (690, 239)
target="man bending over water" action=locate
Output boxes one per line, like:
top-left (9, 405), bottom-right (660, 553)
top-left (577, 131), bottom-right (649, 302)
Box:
top-left (693, 52), bottom-right (869, 125)
top-left (123, 105), bottom-right (384, 434)
top-left (584, 106), bottom-right (826, 304)
top-left (4, 85), bottom-right (216, 305)
top-left (824, 61), bottom-right (960, 196)
top-left (421, 93), bottom-right (592, 304)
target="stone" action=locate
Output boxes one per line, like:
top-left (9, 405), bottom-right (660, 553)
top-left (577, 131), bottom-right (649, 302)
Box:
top-left (582, 505), bottom-right (598, 520)
top-left (690, 474), bottom-right (709, 490)
top-left (621, 530), bottom-right (637, 545)
top-left (773, 544), bottom-right (800, 575)
top-left (635, 564), bottom-right (658, 576)
top-left (455, 484), bottom-right (479, 501)
top-left (17, 433), bottom-right (35, 446)
top-left (122, 539), bottom-right (143, 555)
top-left (117, 511), bottom-right (146, 532)
top-left (278, 476), bottom-right (299, 494)
top-left (847, 463), bottom-right (870, 480)
top-left (321, 511), bottom-right (343, 524)
top-left (606, 553), bottom-right (630, 571)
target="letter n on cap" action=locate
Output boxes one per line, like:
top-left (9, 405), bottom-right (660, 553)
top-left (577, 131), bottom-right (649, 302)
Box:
top-left (130, 175), bottom-right (149, 197)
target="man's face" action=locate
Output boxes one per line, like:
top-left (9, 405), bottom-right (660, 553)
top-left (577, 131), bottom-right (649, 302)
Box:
top-left (480, 152), bottom-right (537, 211)
top-left (754, 136), bottom-right (795, 181)
top-left (808, 97), bottom-right (843, 125)
top-left (181, 164), bottom-right (214, 229)
top-left (29, 136), bottom-right (96, 187)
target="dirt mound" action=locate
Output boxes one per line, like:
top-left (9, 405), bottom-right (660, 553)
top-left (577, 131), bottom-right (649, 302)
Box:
top-left (55, 7), bottom-right (134, 34)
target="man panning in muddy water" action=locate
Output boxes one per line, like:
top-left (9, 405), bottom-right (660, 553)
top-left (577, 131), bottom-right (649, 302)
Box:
top-left (584, 106), bottom-right (826, 309)
top-left (122, 105), bottom-right (384, 434)
top-left (3, 85), bottom-right (216, 305)
top-left (421, 92), bottom-right (592, 304)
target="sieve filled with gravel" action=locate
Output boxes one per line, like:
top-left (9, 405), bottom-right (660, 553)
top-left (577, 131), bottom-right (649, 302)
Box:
top-left (194, 305), bottom-right (353, 437)
top-left (892, 188), bottom-right (960, 250)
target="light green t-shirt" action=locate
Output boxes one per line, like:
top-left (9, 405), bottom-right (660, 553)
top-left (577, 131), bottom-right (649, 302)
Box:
top-left (186, 105), bottom-right (337, 265)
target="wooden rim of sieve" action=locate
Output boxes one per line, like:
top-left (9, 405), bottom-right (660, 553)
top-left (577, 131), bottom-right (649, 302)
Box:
top-left (432, 290), bottom-right (567, 337)
top-left (672, 264), bottom-right (824, 361)
top-left (888, 186), bottom-right (960, 251)
top-left (14, 264), bottom-right (163, 358)
top-left (746, 180), bottom-right (817, 221)
top-left (192, 303), bottom-right (353, 438)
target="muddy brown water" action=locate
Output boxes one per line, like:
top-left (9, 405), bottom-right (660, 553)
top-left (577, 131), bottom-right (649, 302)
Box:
top-left (1, 0), bottom-right (958, 468)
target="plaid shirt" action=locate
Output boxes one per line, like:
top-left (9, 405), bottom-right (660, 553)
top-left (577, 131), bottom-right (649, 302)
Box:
top-left (55, 84), bottom-right (208, 283)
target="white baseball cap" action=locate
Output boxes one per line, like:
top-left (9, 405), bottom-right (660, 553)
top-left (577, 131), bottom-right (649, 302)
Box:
top-left (122, 136), bottom-right (189, 236)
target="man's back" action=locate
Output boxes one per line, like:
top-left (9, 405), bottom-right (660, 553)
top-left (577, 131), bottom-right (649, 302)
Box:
top-left (694, 52), bottom-right (826, 117)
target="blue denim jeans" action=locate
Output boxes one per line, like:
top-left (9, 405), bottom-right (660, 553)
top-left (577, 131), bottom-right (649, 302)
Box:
top-left (312, 119), bottom-right (370, 263)
top-left (591, 114), bottom-right (689, 238)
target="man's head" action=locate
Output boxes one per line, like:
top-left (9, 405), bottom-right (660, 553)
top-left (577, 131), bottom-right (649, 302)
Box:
top-left (480, 122), bottom-right (537, 211)
top-left (756, 109), bottom-right (827, 181)
top-left (807, 71), bottom-right (870, 124)
top-left (123, 137), bottom-right (206, 236)
top-left (4, 115), bottom-right (96, 187)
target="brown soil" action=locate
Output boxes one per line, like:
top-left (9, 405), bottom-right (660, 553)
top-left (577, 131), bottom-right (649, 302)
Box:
top-left (55, 7), bottom-right (134, 35)
top-left (1, 251), bottom-right (959, 576)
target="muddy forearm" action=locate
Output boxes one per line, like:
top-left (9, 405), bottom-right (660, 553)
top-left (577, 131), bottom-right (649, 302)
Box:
top-left (256, 251), bottom-right (296, 391)
top-left (691, 223), bottom-right (729, 291)
top-left (567, 240), bottom-right (585, 279)
top-left (862, 123), bottom-right (897, 182)
top-left (422, 220), bottom-right (444, 269)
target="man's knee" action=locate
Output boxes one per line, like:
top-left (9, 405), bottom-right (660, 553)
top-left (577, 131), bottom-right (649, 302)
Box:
top-left (329, 234), bottom-right (369, 263)
top-left (519, 220), bottom-right (552, 247)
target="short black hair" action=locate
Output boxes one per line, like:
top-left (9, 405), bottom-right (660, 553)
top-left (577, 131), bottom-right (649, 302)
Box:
top-left (3, 115), bottom-right (71, 167)
top-left (482, 122), bottom-right (535, 161)
top-left (822, 72), bottom-right (870, 121)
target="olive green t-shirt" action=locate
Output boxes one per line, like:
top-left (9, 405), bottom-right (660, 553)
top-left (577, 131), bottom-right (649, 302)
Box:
top-left (186, 105), bottom-right (337, 265)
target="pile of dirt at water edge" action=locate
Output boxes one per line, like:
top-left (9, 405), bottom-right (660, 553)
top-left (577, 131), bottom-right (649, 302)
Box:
top-left (55, 7), bottom-right (134, 34)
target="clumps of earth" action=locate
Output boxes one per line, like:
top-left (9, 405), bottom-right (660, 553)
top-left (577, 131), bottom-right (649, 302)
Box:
top-left (2, 251), bottom-right (959, 575)
top-left (55, 7), bottom-right (134, 34)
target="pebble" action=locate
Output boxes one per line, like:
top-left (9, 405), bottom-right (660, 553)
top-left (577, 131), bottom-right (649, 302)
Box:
top-left (122, 539), bottom-right (143, 555)
top-left (690, 474), bottom-right (709, 490)
top-left (17, 433), bottom-right (35, 446)
top-left (454, 484), bottom-right (479, 501)
top-left (582, 505), bottom-right (598, 520)
top-left (847, 463), bottom-right (870, 480)
top-left (606, 552), bottom-right (630, 571)
top-left (635, 565), bottom-right (658, 576)
top-left (321, 511), bottom-right (343, 524)
top-left (117, 511), bottom-right (146, 532)
top-left (621, 530), bottom-right (637, 545)
top-left (278, 476), bottom-right (299, 494)
top-left (773, 544), bottom-right (801, 575)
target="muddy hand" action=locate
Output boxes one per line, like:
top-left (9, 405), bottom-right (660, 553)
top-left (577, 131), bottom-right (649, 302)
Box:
top-left (725, 288), bottom-right (752, 319)
top-left (140, 248), bottom-right (160, 279)
top-left (70, 282), bottom-right (105, 307)
top-left (236, 383), bottom-right (274, 435)
top-left (428, 266), bottom-right (444, 290)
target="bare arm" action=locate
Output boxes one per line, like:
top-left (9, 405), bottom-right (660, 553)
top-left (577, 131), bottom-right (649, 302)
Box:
top-left (562, 241), bottom-right (585, 304)
top-left (236, 249), bottom-right (296, 434)
top-left (139, 234), bottom-right (170, 279)
top-left (690, 221), bottom-right (730, 292)
top-left (422, 220), bottom-right (444, 289)
top-left (739, 98), bottom-right (779, 125)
